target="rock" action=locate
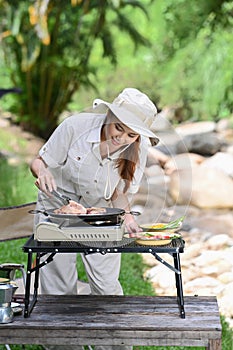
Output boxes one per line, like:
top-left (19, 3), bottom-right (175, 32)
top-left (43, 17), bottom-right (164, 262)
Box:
top-left (218, 283), bottom-right (233, 317)
top-left (155, 130), bottom-right (185, 155)
top-left (201, 260), bottom-right (232, 277)
top-left (184, 276), bottom-right (220, 290)
top-left (226, 144), bottom-right (233, 155)
top-left (205, 234), bottom-right (231, 249)
top-left (177, 132), bottom-right (224, 155)
top-left (174, 121), bottom-right (224, 155)
top-left (164, 153), bottom-right (205, 175)
top-left (216, 118), bottom-right (232, 132)
top-left (144, 264), bottom-right (163, 280)
top-left (220, 248), bottom-right (233, 267)
top-left (168, 169), bottom-right (192, 205)
top-left (175, 121), bottom-right (216, 136)
top-left (181, 268), bottom-right (200, 282)
top-left (182, 243), bottom-right (207, 260)
top-left (219, 296), bottom-right (233, 319)
top-left (218, 272), bottom-right (233, 284)
top-left (193, 251), bottom-right (223, 267)
top-left (201, 152), bottom-right (233, 177)
top-left (169, 167), bottom-right (233, 208)
top-left (220, 282), bottom-right (233, 299)
top-left (185, 211), bottom-right (233, 237)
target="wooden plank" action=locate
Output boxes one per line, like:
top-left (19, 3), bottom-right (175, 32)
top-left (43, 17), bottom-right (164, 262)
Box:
top-left (207, 339), bottom-right (222, 350)
top-left (0, 295), bottom-right (222, 349)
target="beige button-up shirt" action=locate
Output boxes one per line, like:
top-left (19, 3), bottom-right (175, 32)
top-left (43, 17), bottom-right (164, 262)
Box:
top-left (39, 112), bottom-right (149, 207)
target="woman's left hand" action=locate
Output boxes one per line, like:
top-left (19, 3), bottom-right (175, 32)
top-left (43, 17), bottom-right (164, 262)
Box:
top-left (124, 213), bottom-right (143, 237)
top-left (111, 189), bottom-right (142, 236)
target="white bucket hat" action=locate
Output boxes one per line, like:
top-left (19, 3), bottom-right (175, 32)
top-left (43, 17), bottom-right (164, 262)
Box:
top-left (93, 88), bottom-right (159, 145)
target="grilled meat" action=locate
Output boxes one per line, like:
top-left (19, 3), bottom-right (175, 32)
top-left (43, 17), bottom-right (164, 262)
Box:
top-left (54, 201), bottom-right (106, 215)
top-left (86, 207), bottom-right (106, 214)
top-left (54, 200), bottom-right (87, 214)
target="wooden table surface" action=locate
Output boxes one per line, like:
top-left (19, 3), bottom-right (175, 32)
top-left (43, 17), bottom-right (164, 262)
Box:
top-left (0, 295), bottom-right (222, 349)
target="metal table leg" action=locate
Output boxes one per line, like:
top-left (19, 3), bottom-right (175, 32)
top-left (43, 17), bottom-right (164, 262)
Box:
top-left (151, 250), bottom-right (185, 318)
top-left (24, 252), bottom-right (57, 317)
top-left (24, 252), bottom-right (41, 317)
top-left (24, 250), bottom-right (33, 318)
top-left (173, 251), bottom-right (185, 318)
top-left (30, 252), bottom-right (40, 310)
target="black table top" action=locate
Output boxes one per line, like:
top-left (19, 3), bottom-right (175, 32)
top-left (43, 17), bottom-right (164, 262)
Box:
top-left (23, 235), bottom-right (185, 254)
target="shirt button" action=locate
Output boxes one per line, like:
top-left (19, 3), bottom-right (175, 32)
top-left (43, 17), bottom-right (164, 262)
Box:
top-left (86, 191), bottom-right (90, 194)
top-left (77, 156), bottom-right (81, 161)
top-left (94, 180), bottom-right (97, 183)
top-left (99, 163), bottom-right (103, 166)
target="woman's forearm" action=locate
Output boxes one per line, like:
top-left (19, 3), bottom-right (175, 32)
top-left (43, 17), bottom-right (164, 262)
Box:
top-left (111, 189), bottom-right (142, 235)
top-left (30, 156), bottom-right (46, 178)
top-left (30, 156), bottom-right (56, 193)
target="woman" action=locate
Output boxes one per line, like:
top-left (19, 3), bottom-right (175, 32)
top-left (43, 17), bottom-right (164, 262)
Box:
top-left (30, 87), bottom-right (159, 350)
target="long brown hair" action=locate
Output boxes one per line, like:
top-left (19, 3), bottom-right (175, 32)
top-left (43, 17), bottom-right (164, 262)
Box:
top-left (115, 137), bottom-right (140, 193)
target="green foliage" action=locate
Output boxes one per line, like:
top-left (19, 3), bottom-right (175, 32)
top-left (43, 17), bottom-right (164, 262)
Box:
top-left (0, 0), bottom-right (152, 138)
top-left (69, 0), bottom-right (233, 124)
top-left (150, 0), bottom-right (233, 121)
top-left (1, 0), bottom-right (232, 130)
top-left (221, 316), bottom-right (233, 350)
top-left (0, 160), bottom-right (37, 206)
top-left (0, 238), bottom-right (28, 267)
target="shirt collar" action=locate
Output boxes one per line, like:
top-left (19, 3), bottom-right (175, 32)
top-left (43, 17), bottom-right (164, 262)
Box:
top-left (86, 125), bottom-right (102, 143)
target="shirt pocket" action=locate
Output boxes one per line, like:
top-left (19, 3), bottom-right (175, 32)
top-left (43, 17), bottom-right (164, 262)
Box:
top-left (62, 149), bottom-right (88, 182)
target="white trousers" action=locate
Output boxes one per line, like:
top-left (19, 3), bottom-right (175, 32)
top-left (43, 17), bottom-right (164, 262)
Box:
top-left (40, 252), bottom-right (123, 295)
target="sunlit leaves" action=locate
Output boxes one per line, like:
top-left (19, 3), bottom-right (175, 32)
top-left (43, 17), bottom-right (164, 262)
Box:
top-left (28, 0), bottom-right (50, 45)
top-left (151, 0), bottom-right (233, 121)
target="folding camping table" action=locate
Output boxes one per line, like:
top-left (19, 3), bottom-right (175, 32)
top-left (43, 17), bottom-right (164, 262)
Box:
top-left (22, 235), bottom-right (185, 318)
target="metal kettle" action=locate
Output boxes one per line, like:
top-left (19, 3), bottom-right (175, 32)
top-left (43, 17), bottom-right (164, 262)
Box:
top-left (0, 281), bottom-right (18, 323)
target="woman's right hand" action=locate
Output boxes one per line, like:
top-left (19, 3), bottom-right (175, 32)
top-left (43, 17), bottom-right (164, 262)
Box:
top-left (30, 156), bottom-right (57, 196)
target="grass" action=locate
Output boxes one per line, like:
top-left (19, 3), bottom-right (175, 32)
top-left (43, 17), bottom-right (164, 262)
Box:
top-left (0, 128), bottom-right (27, 155)
top-left (0, 160), bottom-right (37, 206)
top-left (0, 162), bottom-right (232, 349)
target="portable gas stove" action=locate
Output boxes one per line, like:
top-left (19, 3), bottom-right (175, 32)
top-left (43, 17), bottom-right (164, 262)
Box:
top-left (30, 206), bottom-right (141, 242)
top-left (35, 218), bottom-right (125, 242)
